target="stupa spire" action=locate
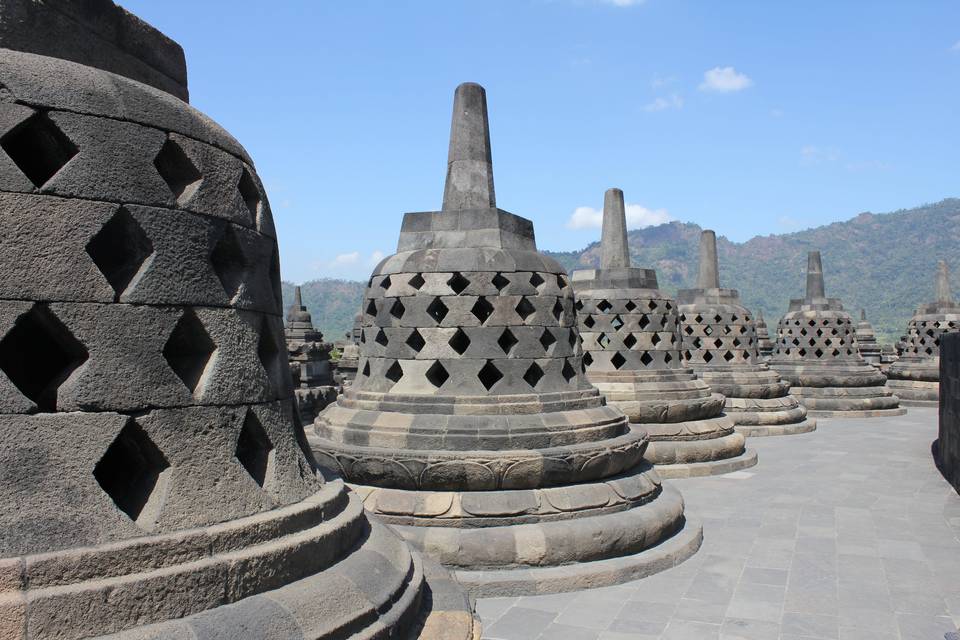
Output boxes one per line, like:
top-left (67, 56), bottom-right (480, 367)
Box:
top-left (806, 251), bottom-right (825, 299)
top-left (860, 308), bottom-right (867, 321)
top-left (442, 82), bottom-right (496, 211)
top-left (936, 260), bottom-right (953, 303)
top-left (600, 188), bottom-right (630, 269)
top-left (697, 230), bottom-right (720, 289)
top-left (294, 284), bottom-right (303, 308)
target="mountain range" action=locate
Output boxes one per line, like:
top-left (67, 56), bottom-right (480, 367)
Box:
top-left (282, 198), bottom-right (960, 345)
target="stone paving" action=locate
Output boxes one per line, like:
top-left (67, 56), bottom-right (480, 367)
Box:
top-left (477, 407), bottom-right (960, 640)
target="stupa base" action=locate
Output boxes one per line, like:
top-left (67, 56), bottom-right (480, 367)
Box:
top-left (721, 395), bottom-right (816, 437)
top-left (641, 417), bottom-right (756, 476)
top-left (735, 420), bottom-right (817, 437)
top-left (886, 379), bottom-right (939, 406)
top-left (651, 448), bottom-right (758, 478)
top-left (789, 385), bottom-right (906, 418)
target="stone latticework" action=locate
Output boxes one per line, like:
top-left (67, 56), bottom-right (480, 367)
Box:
top-left (572, 192), bottom-right (757, 476)
top-left (755, 310), bottom-right (774, 360)
top-left (312, 84), bottom-right (701, 596)
top-left (855, 309), bottom-right (882, 365)
top-left (286, 286), bottom-right (338, 424)
top-left (676, 231), bottom-right (815, 437)
top-left (887, 260), bottom-right (960, 406)
top-left (768, 252), bottom-right (904, 418)
top-left (0, 3), bottom-right (476, 637)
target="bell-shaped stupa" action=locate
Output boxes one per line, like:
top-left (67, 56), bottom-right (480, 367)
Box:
top-left (676, 231), bottom-right (816, 437)
top-left (768, 252), bottom-right (904, 417)
top-left (886, 260), bottom-right (960, 405)
top-left (571, 191), bottom-right (757, 475)
top-left (285, 286), bottom-right (337, 423)
top-left (0, 5), bottom-right (476, 637)
top-left (755, 311), bottom-right (774, 360)
top-left (854, 309), bottom-right (882, 365)
top-left (312, 85), bottom-right (701, 596)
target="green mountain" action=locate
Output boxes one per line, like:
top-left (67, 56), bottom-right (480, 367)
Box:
top-left (283, 198), bottom-right (960, 345)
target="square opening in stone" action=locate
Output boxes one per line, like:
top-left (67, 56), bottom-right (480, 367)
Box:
top-left (235, 410), bottom-right (273, 487)
top-left (523, 362), bottom-right (544, 387)
top-left (471, 297), bottom-right (495, 324)
top-left (426, 361), bottom-right (449, 388)
top-left (237, 167), bottom-right (262, 223)
top-left (93, 420), bottom-right (169, 527)
top-left (154, 137), bottom-right (201, 204)
top-left (162, 310), bottom-right (216, 394)
top-left (448, 328), bottom-right (471, 355)
top-left (478, 360), bottom-right (503, 390)
top-left (1, 112), bottom-right (78, 188)
top-left (86, 207), bottom-right (154, 301)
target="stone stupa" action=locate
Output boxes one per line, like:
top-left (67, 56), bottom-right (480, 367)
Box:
top-left (755, 310), bottom-right (774, 360)
top-left (886, 260), bottom-right (960, 406)
top-left (855, 309), bottom-right (882, 365)
top-left (0, 4), bottom-right (476, 638)
top-left (285, 286), bottom-right (338, 423)
top-left (676, 231), bottom-right (815, 437)
top-left (312, 84), bottom-right (701, 596)
top-left (571, 191), bottom-right (757, 476)
top-left (768, 252), bottom-right (904, 417)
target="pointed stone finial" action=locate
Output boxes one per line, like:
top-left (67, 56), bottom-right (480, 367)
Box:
top-left (936, 260), bottom-right (953, 303)
top-left (697, 230), bottom-right (720, 289)
top-left (806, 251), bottom-right (825, 299)
top-left (294, 285), bottom-right (303, 308)
top-left (757, 310), bottom-right (764, 322)
top-left (287, 285), bottom-right (312, 325)
top-left (860, 309), bottom-right (867, 321)
top-left (600, 188), bottom-right (630, 269)
top-left (442, 82), bottom-right (496, 211)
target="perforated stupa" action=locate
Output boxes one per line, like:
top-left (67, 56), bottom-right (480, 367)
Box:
top-left (854, 309), bottom-right (882, 365)
top-left (768, 251), bottom-right (904, 417)
top-left (0, 3), bottom-right (476, 637)
top-left (571, 190), bottom-right (757, 476)
top-left (886, 260), bottom-right (960, 406)
top-left (312, 84), bottom-right (701, 596)
top-left (676, 230), bottom-right (815, 437)
top-left (755, 311), bottom-right (774, 360)
top-left (285, 285), bottom-right (337, 424)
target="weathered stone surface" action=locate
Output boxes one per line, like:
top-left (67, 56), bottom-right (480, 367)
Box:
top-left (0, 12), bottom-right (475, 638)
top-left (314, 85), bottom-right (698, 595)
top-left (572, 193), bottom-right (756, 475)
top-left (855, 309), bottom-right (882, 365)
top-left (286, 286), bottom-right (338, 424)
top-left (937, 332), bottom-right (960, 494)
top-left (676, 230), bottom-right (815, 437)
top-left (768, 251), bottom-right (904, 417)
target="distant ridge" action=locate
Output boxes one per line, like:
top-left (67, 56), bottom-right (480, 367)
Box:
top-left (284, 198), bottom-right (960, 344)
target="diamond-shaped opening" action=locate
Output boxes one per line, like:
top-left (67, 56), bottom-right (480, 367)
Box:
top-left (523, 362), bottom-right (544, 387)
top-left (447, 272), bottom-right (470, 294)
top-left (694, 314), bottom-right (703, 323)
top-left (798, 348), bottom-right (807, 357)
top-left (723, 351), bottom-right (735, 362)
top-left (704, 326), bottom-right (713, 336)
top-left (552, 298), bottom-right (564, 322)
top-left (380, 275), bottom-right (392, 290)
top-left (237, 167), bottom-right (262, 223)
top-left (471, 297), bottom-right (495, 324)
top-left (651, 333), bottom-right (661, 346)
top-left (235, 410), bottom-right (273, 487)
top-left (575, 299), bottom-right (584, 311)
top-left (516, 297), bottom-right (536, 322)
top-left (638, 315), bottom-right (650, 330)
top-left (154, 138), bottom-right (201, 204)
top-left (163, 310), bottom-right (216, 394)
top-left (808, 338), bottom-right (816, 347)
top-left (611, 352), bottom-right (626, 369)
top-left (584, 315), bottom-right (596, 328)
top-left (449, 328), bottom-right (471, 355)
top-left (692, 337), bottom-right (702, 348)
top-left (624, 333), bottom-right (637, 349)
top-left (583, 352), bottom-right (594, 367)
top-left (539, 328), bottom-right (557, 352)
top-left (648, 300), bottom-right (659, 311)
top-left (497, 328), bottom-right (519, 354)
top-left (713, 314), bottom-right (722, 323)
top-left (562, 359), bottom-right (577, 382)
top-left (360, 328), bottom-right (367, 344)
top-left (406, 329), bottom-right (426, 352)
top-left (664, 352), bottom-right (673, 363)
top-left (640, 351), bottom-right (653, 366)
top-left (625, 301), bottom-right (637, 312)
top-left (85, 207), bottom-right (154, 301)
top-left (611, 315), bottom-right (624, 331)
top-left (814, 348), bottom-right (824, 358)
top-left (732, 337), bottom-right (741, 347)
top-left (210, 224), bottom-right (247, 300)
top-left (569, 329), bottom-right (578, 348)
top-left (408, 273), bottom-right (426, 290)
top-left (703, 351), bottom-right (714, 363)
top-left (529, 272), bottom-right (545, 289)
top-left (597, 299), bottom-right (612, 312)
top-left (478, 360), bottom-right (503, 390)
top-left (425, 361), bottom-right (449, 388)
top-left (94, 420), bottom-right (169, 526)
top-left (556, 274), bottom-right (567, 289)
top-left (385, 360), bottom-right (404, 383)
top-left (492, 273), bottom-right (510, 291)
top-left (808, 320), bottom-right (816, 327)
top-left (1, 112), bottom-right (77, 188)
top-left (0, 304), bottom-right (88, 411)
top-left (597, 332), bottom-right (610, 348)
top-left (375, 328), bottom-right (389, 346)
top-left (427, 297), bottom-right (449, 324)
top-left (362, 361), bottom-right (371, 376)
top-left (257, 318), bottom-right (283, 386)
top-left (832, 349), bottom-right (840, 357)
top-left (714, 338), bottom-right (723, 348)
top-left (731, 314), bottom-right (738, 322)
top-left (390, 299), bottom-right (405, 319)
top-left (366, 299), bottom-right (378, 316)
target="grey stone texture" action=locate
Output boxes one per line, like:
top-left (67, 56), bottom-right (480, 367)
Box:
top-left (754, 311), bottom-right (774, 360)
top-left (887, 260), bottom-right (960, 406)
top-left (768, 252), bottom-right (904, 418)
top-left (938, 332), bottom-right (960, 495)
top-left (286, 286), bottom-right (338, 424)
top-left (571, 193), bottom-right (756, 476)
top-left (676, 230), bottom-right (815, 438)
top-left (855, 309), bottom-right (882, 365)
top-left (0, 16), bottom-right (476, 639)
top-left (313, 84), bottom-right (699, 596)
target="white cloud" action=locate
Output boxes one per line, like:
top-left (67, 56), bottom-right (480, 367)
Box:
top-left (699, 66), bottom-right (753, 93)
top-left (644, 93), bottom-right (684, 112)
top-left (951, 41), bottom-right (960, 52)
top-left (567, 203), bottom-right (673, 230)
top-left (800, 145), bottom-right (840, 164)
top-left (331, 251), bottom-right (360, 266)
top-left (328, 250), bottom-right (385, 270)
top-left (368, 250), bottom-right (385, 266)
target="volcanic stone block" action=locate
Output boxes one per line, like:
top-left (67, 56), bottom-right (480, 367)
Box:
top-left (572, 191), bottom-right (757, 475)
top-left (887, 260), bottom-right (960, 406)
top-left (937, 332), bottom-right (960, 494)
top-left (768, 251), bottom-right (904, 418)
top-left (0, 7), bottom-right (476, 638)
top-left (313, 83), bottom-right (701, 596)
top-left (676, 230), bottom-right (816, 437)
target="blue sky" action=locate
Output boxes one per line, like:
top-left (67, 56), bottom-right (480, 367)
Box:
top-left (123, 0), bottom-right (960, 283)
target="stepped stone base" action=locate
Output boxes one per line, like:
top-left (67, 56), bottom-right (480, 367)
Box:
top-left (735, 420), bottom-right (817, 437)
top-left (697, 366), bottom-right (816, 437)
top-left (886, 378), bottom-right (939, 406)
top-left (789, 385), bottom-right (905, 417)
top-left (652, 448), bottom-right (758, 478)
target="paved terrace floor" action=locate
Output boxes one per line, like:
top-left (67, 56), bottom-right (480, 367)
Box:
top-left (477, 407), bottom-right (960, 640)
